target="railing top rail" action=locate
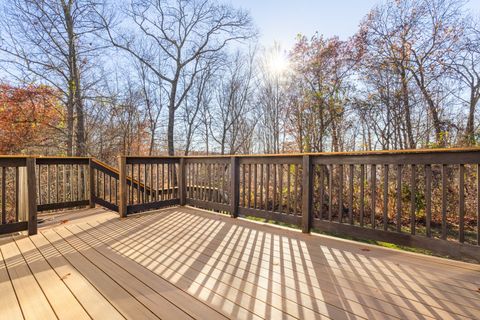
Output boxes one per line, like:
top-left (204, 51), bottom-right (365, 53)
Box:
top-left (122, 147), bottom-right (480, 159)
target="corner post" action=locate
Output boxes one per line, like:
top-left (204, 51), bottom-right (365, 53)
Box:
top-left (302, 155), bottom-right (313, 233)
top-left (118, 156), bottom-right (127, 218)
top-left (230, 156), bottom-right (240, 218)
top-left (179, 158), bottom-right (186, 205)
top-left (88, 158), bottom-right (95, 208)
top-left (26, 157), bottom-right (37, 235)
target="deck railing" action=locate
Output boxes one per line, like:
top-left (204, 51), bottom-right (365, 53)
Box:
top-left (1, 149), bottom-right (479, 262)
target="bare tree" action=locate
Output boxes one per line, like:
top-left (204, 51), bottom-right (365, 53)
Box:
top-left (209, 50), bottom-right (257, 154)
top-left (0, 0), bottom-right (106, 155)
top-left (97, 0), bottom-right (255, 155)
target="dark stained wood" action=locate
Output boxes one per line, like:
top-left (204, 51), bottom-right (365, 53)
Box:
top-left (1, 167), bottom-right (5, 224)
top-left (425, 164), bottom-right (432, 238)
top-left (396, 164), bottom-right (402, 232)
top-left (348, 164), bottom-right (354, 225)
top-left (37, 200), bottom-right (90, 212)
top-left (459, 164), bottom-right (465, 243)
top-left (383, 164), bottom-right (389, 231)
top-left (441, 164), bottom-right (447, 240)
top-left (410, 164), bottom-right (416, 235)
top-left (338, 165), bottom-right (344, 223)
top-left (179, 158), bottom-right (186, 206)
top-left (239, 206), bottom-right (302, 226)
top-left (26, 157), bottom-right (37, 235)
top-left (127, 199), bottom-right (179, 214)
top-left (328, 164), bottom-right (333, 221)
top-left (118, 156), bottom-right (127, 218)
top-left (359, 164), bottom-right (365, 227)
top-left (302, 155), bottom-right (312, 233)
top-left (230, 157), bottom-right (239, 218)
top-left (0, 221), bottom-right (28, 234)
top-left (478, 164), bottom-right (480, 246)
top-left (371, 164), bottom-right (376, 229)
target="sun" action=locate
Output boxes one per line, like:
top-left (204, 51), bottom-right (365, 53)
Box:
top-left (267, 51), bottom-right (290, 75)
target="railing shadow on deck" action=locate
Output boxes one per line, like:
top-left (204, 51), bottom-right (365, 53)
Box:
top-left (6, 207), bottom-right (479, 319)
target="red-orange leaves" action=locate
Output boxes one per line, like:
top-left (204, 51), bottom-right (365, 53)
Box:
top-left (0, 83), bottom-right (63, 153)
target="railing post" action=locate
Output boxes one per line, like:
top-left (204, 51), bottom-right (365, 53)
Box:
top-left (179, 158), bottom-right (186, 205)
top-left (88, 158), bottom-right (95, 208)
top-left (302, 155), bottom-right (313, 233)
top-left (26, 157), bottom-right (37, 235)
top-left (230, 156), bottom-right (240, 218)
top-left (118, 156), bottom-right (127, 218)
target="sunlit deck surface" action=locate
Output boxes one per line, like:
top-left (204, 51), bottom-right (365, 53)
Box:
top-left (1, 206), bottom-right (479, 320)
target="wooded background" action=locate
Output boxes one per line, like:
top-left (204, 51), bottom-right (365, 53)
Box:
top-left (0, 0), bottom-right (479, 163)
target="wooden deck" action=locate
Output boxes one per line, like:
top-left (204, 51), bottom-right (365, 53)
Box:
top-left (0, 206), bottom-right (479, 320)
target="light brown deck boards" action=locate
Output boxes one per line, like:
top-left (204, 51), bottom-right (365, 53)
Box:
top-left (84, 208), bottom-right (479, 319)
top-left (13, 236), bottom-right (91, 320)
top-left (1, 206), bottom-right (479, 320)
top-left (27, 233), bottom-right (125, 320)
top-left (1, 239), bottom-right (57, 320)
top-left (86, 209), bottom-right (474, 320)
top-left (0, 247), bottom-right (24, 320)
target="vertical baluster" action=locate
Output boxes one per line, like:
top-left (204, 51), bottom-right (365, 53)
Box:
top-left (459, 164), bottom-right (465, 243)
top-left (77, 164), bottom-right (81, 200)
top-left (410, 164), bottom-right (416, 235)
top-left (208, 163), bottom-right (212, 202)
top-left (70, 164), bottom-right (74, 202)
top-left (240, 164), bottom-right (245, 206)
top-left (338, 164), bottom-right (343, 223)
top-left (63, 165), bottom-right (67, 202)
top-left (287, 164), bottom-right (291, 215)
top-left (144, 163), bottom-right (147, 203)
top-left (383, 164), bottom-right (389, 230)
top-left (293, 164), bottom-right (298, 215)
top-left (56, 164), bottom-right (59, 203)
top-left (155, 163), bottom-right (159, 202)
top-left (150, 163), bottom-right (154, 202)
top-left (260, 164), bottom-right (264, 209)
top-left (247, 164), bottom-right (252, 208)
top-left (279, 164), bottom-right (283, 212)
top-left (168, 163), bottom-right (171, 200)
top-left (359, 165), bottom-right (364, 226)
top-left (441, 164), bottom-right (447, 240)
top-left (38, 165), bottom-right (42, 205)
top-left (477, 164), bottom-right (479, 245)
top-left (266, 164), bottom-right (270, 211)
top-left (317, 165), bottom-right (323, 220)
top-left (222, 163), bottom-right (227, 204)
top-left (396, 164), bottom-right (402, 232)
top-left (425, 164), bottom-right (432, 237)
top-left (371, 164), bottom-right (376, 229)
top-left (47, 165), bottom-right (51, 204)
top-left (131, 164), bottom-right (135, 204)
top-left (193, 163), bottom-right (196, 201)
top-left (1, 167), bottom-right (5, 224)
top-left (103, 171), bottom-right (106, 202)
top-left (15, 167), bottom-right (19, 221)
top-left (328, 164), bottom-right (333, 221)
top-left (253, 164), bottom-right (257, 208)
top-left (349, 164), bottom-right (354, 225)
top-left (136, 164), bottom-right (140, 203)
top-left (273, 164), bottom-right (277, 212)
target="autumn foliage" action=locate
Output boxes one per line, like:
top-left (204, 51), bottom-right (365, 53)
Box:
top-left (0, 84), bottom-right (63, 153)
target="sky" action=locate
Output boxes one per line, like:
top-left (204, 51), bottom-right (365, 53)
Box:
top-left (235, 0), bottom-right (480, 50)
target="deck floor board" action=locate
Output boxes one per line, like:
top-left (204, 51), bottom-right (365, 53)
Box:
top-left (0, 206), bottom-right (478, 320)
